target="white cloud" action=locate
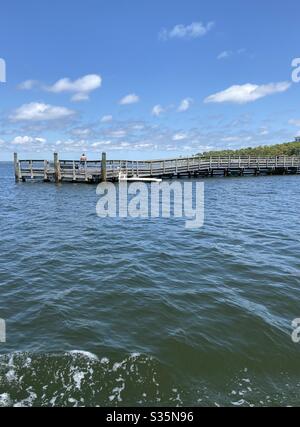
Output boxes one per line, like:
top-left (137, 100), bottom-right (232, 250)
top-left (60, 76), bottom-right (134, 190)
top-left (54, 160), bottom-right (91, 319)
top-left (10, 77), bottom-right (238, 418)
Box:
top-left (71, 128), bottom-right (92, 137)
top-left (152, 104), bottom-right (165, 117)
top-left (259, 128), bottom-right (269, 136)
top-left (11, 136), bottom-right (46, 145)
top-left (204, 82), bottom-right (291, 104)
top-left (18, 80), bottom-right (39, 90)
top-left (289, 119), bottom-right (300, 127)
top-left (178, 98), bottom-right (193, 112)
top-left (101, 115), bottom-right (113, 123)
top-left (217, 49), bottom-right (246, 60)
top-left (4, 112), bottom-right (291, 155)
top-left (160, 21), bottom-right (214, 41)
top-left (10, 102), bottom-right (76, 121)
top-left (217, 51), bottom-right (232, 60)
top-left (221, 135), bottom-right (253, 143)
top-left (109, 130), bottom-right (127, 138)
top-left (46, 74), bottom-right (102, 101)
top-left (119, 93), bottom-right (139, 105)
top-left (91, 140), bottom-right (112, 148)
top-left (172, 132), bottom-right (188, 141)
top-left (131, 123), bottom-right (145, 130)
top-left (71, 93), bottom-right (90, 102)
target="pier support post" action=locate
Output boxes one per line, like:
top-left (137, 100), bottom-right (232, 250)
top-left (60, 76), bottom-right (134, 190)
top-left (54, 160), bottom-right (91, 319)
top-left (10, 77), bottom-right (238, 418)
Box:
top-left (101, 152), bottom-right (107, 182)
top-left (44, 160), bottom-right (49, 182)
top-left (14, 153), bottom-right (20, 182)
top-left (54, 152), bottom-right (61, 183)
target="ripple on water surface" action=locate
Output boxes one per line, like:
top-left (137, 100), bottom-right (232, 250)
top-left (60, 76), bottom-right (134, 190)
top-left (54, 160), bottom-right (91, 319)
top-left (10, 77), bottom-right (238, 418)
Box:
top-left (1, 163), bottom-right (300, 406)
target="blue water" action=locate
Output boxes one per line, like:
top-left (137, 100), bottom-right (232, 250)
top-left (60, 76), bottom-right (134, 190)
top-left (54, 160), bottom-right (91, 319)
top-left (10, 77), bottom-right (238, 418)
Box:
top-left (1, 162), bottom-right (300, 406)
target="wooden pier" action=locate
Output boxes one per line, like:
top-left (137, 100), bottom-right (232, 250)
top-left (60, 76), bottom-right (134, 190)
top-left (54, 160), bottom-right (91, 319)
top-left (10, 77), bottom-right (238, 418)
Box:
top-left (14, 152), bottom-right (300, 183)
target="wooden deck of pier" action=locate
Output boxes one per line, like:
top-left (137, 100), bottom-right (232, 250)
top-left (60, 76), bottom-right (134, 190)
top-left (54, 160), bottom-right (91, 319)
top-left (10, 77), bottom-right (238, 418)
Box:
top-left (14, 152), bottom-right (300, 183)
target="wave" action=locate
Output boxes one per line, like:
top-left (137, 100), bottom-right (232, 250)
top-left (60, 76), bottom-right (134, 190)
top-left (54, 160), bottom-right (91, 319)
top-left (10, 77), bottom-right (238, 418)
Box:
top-left (1, 351), bottom-right (300, 407)
top-left (0, 351), bottom-right (177, 407)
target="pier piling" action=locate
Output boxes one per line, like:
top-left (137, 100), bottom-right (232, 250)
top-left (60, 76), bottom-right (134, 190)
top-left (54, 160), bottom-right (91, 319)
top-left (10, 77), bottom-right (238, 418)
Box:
top-left (54, 152), bottom-right (61, 183)
top-left (101, 152), bottom-right (107, 182)
top-left (14, 153), bottom-right (20, 182)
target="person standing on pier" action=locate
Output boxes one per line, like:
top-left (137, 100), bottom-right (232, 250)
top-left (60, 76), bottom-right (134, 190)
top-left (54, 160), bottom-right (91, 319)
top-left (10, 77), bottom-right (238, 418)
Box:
top-left (79, 153), bottom-right (87, 171)
top-left (80, 153), bottom-right (87, 164)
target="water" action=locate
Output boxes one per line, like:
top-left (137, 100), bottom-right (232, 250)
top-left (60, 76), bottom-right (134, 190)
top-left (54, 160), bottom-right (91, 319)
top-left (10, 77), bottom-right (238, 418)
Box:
top-left (1, 162), bottom-right (300, 407)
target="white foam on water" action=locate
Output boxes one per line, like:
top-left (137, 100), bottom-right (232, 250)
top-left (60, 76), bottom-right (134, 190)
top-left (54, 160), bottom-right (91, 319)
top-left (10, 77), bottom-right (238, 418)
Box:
top-left (112, 361), bottom-right (125, 372)
top-left (5, 369), bottom-right (17, 383)
top-left (109, 382), bottom-right (125, 403)
top-left (73, 371), bottom-right (85, 390)
top-left (130, 353), bottom-right (141, 358)
top-left (0, 393), bottom-right (11, 407)
top-left (13, 390), bottom-right (37, 407)
top-left (231, 399), bottom-right (246, 406)
top-left (24, 357), bottom-right (32, 368)
top-left (68, 350), bottom-right (99, 361)
top-left (0, 351), bottom-right (186, 407)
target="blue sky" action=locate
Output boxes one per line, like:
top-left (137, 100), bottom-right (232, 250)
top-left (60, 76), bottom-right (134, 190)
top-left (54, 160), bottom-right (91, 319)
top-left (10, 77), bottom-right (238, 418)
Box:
top-left (1, 0), bottom-right (300, 161)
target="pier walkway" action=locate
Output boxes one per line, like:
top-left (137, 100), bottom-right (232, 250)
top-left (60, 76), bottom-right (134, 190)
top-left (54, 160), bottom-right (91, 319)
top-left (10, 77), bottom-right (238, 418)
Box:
top-left (14, 152), bottom-right (300, 183)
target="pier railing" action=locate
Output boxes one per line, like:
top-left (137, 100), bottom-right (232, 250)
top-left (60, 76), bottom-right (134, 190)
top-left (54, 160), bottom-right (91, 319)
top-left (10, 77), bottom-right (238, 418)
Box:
top-left (14, 153), bottom-right (300, 183)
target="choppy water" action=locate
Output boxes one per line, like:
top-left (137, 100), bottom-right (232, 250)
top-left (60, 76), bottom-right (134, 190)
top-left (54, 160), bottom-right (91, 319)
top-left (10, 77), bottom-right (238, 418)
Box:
top-left (1, 162), bottom-right (300, 407)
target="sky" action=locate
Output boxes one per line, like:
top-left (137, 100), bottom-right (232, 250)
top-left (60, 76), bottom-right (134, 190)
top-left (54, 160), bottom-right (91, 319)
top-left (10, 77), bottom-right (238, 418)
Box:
top-left (1, 0), bottom-right (300, 161)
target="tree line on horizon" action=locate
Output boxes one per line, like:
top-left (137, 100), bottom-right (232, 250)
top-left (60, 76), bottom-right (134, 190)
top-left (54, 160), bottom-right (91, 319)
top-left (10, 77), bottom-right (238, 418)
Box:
top-left (198, 141), bottom-right (300, 157)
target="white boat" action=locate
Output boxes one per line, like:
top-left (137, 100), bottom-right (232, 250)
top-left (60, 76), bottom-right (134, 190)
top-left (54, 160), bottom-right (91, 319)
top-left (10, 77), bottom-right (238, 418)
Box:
top-left (118, 171), bottom-right (162, 183)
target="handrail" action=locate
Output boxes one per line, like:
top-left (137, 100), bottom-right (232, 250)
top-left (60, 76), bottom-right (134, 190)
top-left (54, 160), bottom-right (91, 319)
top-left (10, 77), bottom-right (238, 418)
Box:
top-left (18, 155), bottom-right (300, 164)
top-left (14, 152), bottom-right (300, 184)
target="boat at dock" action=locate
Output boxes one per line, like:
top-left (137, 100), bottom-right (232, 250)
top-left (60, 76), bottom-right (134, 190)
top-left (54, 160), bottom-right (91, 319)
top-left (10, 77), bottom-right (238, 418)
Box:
top-left (118, 171), bottom-right (162, 183)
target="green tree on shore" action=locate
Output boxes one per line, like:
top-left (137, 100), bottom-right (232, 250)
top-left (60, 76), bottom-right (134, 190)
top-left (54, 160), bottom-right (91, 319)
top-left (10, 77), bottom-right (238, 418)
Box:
top-left (199, 141), bottom-right (300, 157)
